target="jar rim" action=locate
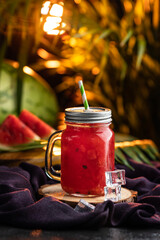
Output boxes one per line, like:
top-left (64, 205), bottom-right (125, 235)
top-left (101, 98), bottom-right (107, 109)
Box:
top-left (65, 107), bottom-right (112, 123)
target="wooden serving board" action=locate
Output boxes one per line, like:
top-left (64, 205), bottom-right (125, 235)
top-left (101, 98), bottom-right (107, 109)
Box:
top-left (39, 183), bottom-right (137, 206)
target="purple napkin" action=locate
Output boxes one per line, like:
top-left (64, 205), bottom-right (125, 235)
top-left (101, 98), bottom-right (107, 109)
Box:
top-left (0, 159), bottom-right (160, 229)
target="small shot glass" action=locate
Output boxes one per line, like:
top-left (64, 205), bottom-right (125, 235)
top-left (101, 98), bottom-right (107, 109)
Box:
top-left (104, 169), bottom-right (126, 202)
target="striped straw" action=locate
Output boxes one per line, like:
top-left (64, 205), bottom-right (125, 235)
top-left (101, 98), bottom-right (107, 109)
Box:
top-left (78, 80), bottom-right (89, 110)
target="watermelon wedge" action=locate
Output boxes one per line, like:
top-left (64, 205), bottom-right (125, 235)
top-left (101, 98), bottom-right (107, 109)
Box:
top-left (19, 109), bottom-right (54, 139)
top-left (0, 115), bottom-right (40, 147)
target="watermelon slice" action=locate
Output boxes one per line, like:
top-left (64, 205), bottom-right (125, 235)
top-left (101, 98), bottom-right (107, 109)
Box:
top-left (0, 115), bottom-right (40, 147)
top-left (19, 109), bottom-right (54, 139)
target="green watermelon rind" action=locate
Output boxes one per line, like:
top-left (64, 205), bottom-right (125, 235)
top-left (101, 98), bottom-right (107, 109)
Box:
top-left (0, 61), bottom-right (59, 125)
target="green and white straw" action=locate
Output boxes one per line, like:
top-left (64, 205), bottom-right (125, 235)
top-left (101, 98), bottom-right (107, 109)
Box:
top-left (78, 80), bottom-right (89, 110)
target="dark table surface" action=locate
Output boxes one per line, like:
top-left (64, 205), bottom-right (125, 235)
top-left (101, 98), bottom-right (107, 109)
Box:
top-left (1, 225), bottom-right (160, 240)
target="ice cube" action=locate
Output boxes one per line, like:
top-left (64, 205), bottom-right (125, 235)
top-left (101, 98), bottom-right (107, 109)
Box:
top-left (104, 184), bottom-right (121, 202)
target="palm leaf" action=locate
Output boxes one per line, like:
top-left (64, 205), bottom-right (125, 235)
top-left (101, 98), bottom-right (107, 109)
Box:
top-left (115, 148), bottom-right (134, 170)
top-left (120, 60), bottom-right (127, 80)
top-left (74, 29), bottom-right (100, 38)
top-left (120, 29), bottom-right (133, 47)
top-left (136, 37), bottom-right (146, 69)
top-left (0, 137), bottom-right (159, 171)
top-left (98, 29), bottom-right (112, 40)
top-left (133, 146), bottom-right (152, 165)
top-left (115, 139), bottom-right (160, 170)
top-left (140, 144), bottom-right (157, 161)
top-left (147, 144), bottom-right (159, 156)
top-left (0, 140), bottom-right (48, 153)
top-left (121, 146), bottom-right (143, 163)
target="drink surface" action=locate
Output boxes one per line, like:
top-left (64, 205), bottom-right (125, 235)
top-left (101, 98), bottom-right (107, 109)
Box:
top-left (61, 122), bottom-right (115, 196)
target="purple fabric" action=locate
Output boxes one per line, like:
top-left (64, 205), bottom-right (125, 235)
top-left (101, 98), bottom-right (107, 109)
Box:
top-left (0, 160), bottom-right (160, 229)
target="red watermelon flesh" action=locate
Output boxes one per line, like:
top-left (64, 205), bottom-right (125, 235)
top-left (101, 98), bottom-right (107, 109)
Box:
top-left (0, 115), bottom-right (40, 146)
top-left (19, 109), bottom-right (54, 139)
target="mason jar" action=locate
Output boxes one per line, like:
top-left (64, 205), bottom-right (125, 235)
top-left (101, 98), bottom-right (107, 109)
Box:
top-left (45, 107), bottom-right (115, 196)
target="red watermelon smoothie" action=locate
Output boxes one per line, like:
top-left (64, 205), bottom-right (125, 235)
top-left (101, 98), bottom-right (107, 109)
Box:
top-left (61, 107), bottom-right (115, 196)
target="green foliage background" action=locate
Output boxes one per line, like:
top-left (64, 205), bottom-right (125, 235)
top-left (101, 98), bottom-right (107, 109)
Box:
top-left (0, 0), bottom-right (160, 148)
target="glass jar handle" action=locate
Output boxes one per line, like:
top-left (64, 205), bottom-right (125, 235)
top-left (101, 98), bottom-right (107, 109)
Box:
top-left (45, 130), bottom-right (62, 181)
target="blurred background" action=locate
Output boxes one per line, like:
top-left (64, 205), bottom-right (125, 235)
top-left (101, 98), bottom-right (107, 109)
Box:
top-left (0, 0), bottom-right (160, 148)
